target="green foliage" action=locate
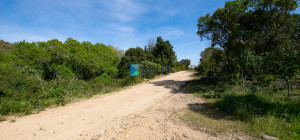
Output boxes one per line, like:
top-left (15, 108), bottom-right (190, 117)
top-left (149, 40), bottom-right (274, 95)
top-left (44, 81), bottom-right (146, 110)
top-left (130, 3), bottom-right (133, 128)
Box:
top-left (0, 38), bottom-right (133, 115)
top-left (119, 76), bottom-right (143, 87)
top-left (196, 47), bottom-right (225, 76)
top-left (96, 73), bottom-right (112, 84)
top-left (174, 59), bottom-right (191, 71)
top-left (185, 76), bottom-right (300, 139)
top-left (203, 90), bottom-right (222, 98)
top-left (118, 47), bottom-right (146, 78)
top-left (50, 64), bottom-right (75, 79)
top-left (194, 1), bottom-right (300, 137)
top-left (0, 36), bottom-right (179, 116)
top-left (9, 38), bottom-right (119, 81)
top-left (174, 62), bottom-right (185, 71)
top-left (118, 36), bottom-right (179, 78)
top-left (138, 61), bottom-right (159, 78)
top-left (215, 93), bottom-right (300, 139)
top-left (196, 0), bottom-right (300, 96)
top-left (152, 37), bottom-right (177, 67)
top-left (179, 59), bottom-right (191, 70)
top-left (217, 94), bottom-right (300, 120)
top-left (0, 62), bottom-right (41, 115)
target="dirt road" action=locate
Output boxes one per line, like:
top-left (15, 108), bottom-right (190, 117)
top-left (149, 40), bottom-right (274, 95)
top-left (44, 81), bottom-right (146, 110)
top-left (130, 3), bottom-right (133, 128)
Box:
top-left (0, 71), bottom-right (218, 140)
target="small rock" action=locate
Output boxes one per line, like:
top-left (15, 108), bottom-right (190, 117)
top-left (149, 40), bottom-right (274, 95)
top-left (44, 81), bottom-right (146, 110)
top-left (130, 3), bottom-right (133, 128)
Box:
top-left (261, 134), bottom-right (278, 140)
top-left (183, 133), bottom-right (188, 138)
top-left (99, 130), bottom-right (104, 134)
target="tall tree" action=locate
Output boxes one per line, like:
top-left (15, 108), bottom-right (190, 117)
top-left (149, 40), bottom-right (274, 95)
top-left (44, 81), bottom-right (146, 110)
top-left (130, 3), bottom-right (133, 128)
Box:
top-left (197, 0), bottom-right (299, 89)
top-left (152, 37), bottom-right (177, 67)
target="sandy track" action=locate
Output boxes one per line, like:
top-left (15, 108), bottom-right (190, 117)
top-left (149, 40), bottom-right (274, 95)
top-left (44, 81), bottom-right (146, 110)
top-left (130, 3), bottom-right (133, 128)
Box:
top-left (0, 71), bottom-right (218, 140)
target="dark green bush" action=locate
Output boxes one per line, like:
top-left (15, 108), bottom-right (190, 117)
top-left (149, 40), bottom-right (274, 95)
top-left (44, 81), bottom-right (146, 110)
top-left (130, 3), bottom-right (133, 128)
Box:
top-left (216, 94), bottom-right (300, 121)
top-left (0, 62), bottom-right (42, 115)
top-left (0, 37), bottom-right (178, 115)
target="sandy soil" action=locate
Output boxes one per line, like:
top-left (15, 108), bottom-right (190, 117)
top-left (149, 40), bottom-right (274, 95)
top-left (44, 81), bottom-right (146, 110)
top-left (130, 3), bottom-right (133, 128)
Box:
top-left (0, 71), bottom-right (220, 140)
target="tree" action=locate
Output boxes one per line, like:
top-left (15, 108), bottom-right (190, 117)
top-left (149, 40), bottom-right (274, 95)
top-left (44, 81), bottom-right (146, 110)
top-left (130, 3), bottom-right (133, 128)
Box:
top-left (197, 47), bottom-right (225, 76)
top-left (179, 59), bottom-right (191, 69)
top-left (0, 40), bottom-right (14, 54)
top-left (197, 0), bottom-right (299, 90)
top-left (144, 45), bottom-right (154, 61)
top-left (117, 47), bottom-right (146, 77)
top-left (152, 37), bottom-right (177, 67)
top-left (108, 45), bottom-right (125, 60)
top-left (174, 62), bottom-right (185, 71)
top-left (145, 38), bottom-right (156, 61)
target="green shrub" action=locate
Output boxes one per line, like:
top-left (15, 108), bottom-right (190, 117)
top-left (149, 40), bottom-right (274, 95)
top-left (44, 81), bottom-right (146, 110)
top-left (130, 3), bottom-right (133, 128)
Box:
top-left (51, 87), bottom-right (66, 105)
top-left (0, 38), bottom-right (169, 116)
top-left (138, 61), bottom-right (162, 79)
top-left (50, 64), bottom-right (75, 79)
top-left (186, 73), bottom-right (300, 139)
top-left (174, 62), bottom-right (185, 71)
top-left (119, 76), bottom-right (143, 86)
top-left (203, 90), bottom-right (222, 98)
top-left (96, 73), bottom-right (112, 84)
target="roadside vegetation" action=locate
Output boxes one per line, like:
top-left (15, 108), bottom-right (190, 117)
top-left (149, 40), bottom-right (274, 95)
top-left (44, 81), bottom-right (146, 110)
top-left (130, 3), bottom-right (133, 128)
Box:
top-left (182, 0), bottom-right (300, 139)
top-left (0, 37), bottom-right (190, 118)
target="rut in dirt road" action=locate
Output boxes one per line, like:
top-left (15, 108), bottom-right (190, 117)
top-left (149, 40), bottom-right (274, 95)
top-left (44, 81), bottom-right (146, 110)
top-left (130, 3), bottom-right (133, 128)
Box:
top-left (0, 71), bottom-right (219, 140)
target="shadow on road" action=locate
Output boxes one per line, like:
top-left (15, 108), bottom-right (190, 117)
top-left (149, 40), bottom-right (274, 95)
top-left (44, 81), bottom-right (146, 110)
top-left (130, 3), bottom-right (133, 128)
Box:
top-left (150, 79), bottom-right (233, 120)
top-left (149, 80), bottom-right (191, 94)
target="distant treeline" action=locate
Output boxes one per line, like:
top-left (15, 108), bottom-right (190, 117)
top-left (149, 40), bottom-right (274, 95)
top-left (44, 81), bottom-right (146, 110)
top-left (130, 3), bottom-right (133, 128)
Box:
top-left (0, 36), bottom-right (190, 115)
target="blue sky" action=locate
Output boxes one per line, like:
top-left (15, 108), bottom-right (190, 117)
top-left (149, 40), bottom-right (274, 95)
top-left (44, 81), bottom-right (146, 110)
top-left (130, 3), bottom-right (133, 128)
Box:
top-left (0, 0), bottom-right (299, 65)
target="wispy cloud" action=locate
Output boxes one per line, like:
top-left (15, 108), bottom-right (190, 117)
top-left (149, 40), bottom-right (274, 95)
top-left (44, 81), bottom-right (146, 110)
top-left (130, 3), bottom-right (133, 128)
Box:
top-left (101, 0), bottom-right (147, 22)
top-left (107, 23), bottom-right (135, 33)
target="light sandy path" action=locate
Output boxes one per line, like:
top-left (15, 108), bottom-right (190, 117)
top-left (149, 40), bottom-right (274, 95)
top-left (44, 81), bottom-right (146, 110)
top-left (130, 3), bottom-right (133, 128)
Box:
top-left (0, 71), bottom-right (219, 140)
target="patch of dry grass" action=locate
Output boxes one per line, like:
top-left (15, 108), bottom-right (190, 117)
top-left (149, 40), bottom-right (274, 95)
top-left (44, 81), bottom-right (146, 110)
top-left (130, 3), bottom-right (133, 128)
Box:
top-left (179, 103), bottom-right (251, 138)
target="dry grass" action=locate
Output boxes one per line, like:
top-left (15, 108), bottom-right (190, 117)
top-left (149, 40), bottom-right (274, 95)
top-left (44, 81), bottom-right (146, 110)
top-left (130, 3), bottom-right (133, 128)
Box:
top-left (179, 101), bottom-right (253, 138)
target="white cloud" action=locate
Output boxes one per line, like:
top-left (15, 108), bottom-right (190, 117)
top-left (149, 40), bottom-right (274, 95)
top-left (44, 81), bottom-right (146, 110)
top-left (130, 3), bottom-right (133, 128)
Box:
top-left (102, 0), bottom-right (147, 22)
top-left (107, 23), bottom-right (135, 33)
top-left (161, 27), bottom-right (184, 39)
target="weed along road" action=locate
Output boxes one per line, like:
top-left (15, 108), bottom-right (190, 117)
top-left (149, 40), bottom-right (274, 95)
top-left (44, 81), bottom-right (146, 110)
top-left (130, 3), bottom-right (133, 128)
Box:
top-left (0, 71), bottom-right (220, 140)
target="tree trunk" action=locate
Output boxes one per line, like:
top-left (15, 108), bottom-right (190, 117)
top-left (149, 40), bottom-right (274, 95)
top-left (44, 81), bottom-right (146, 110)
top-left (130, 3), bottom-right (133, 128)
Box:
top-left (286, 77), bottom-right (290, 98)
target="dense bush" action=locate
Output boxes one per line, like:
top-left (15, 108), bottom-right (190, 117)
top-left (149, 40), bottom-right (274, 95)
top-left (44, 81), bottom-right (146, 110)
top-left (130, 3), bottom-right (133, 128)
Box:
top-left (118, 36), bottom-right (182, 78)
top-left (174, 62), bottom-right (185, 71)
top-left (0, 36), bottom-right (185, 116)
top-left (0, 62), bottom-right (41, 115)
top-left (0, 38), bottom-right (121, 115)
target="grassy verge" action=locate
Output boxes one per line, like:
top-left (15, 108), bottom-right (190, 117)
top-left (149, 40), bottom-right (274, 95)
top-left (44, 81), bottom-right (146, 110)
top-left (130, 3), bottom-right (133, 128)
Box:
top-left (181, 74), bottom-right (300, 139)
top-left (0, 71), bottom-right (145, 120)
